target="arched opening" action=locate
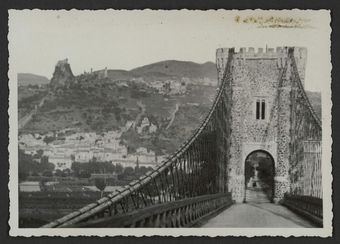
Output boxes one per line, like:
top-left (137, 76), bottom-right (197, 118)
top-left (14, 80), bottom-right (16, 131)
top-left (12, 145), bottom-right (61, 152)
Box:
top-left (244, 150), bottom-right (275, 203)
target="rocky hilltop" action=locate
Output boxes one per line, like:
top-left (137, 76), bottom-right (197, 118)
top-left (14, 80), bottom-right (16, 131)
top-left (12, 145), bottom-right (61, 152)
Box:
top-left (50, 59), bottom-right (74, 89)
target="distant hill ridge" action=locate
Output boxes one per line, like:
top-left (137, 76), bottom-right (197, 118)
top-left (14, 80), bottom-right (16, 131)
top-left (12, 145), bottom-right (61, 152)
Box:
top-left (93, 60), bottom-right (217, 82)
top-left (18, 60), bottom-right (218, 85)
top-left (18, 73), bottom-right (50, 86)
top-left (130, 60), bottom-right (217, 79)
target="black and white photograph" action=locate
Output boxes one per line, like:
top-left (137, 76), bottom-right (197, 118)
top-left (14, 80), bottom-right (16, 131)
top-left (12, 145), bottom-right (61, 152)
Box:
top-left (7, 9), bottom-right (332, 237)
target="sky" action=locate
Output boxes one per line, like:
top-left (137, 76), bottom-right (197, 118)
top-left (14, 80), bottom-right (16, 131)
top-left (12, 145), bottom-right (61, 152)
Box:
top-left (8, 10), bottom-right (331, 92)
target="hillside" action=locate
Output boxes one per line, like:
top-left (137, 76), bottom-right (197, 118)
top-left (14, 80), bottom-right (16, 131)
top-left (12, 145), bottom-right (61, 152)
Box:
top-left (106, 69), bottom-right (137, 80)
top-left (18, 73), bottom-right (50, 86)
top-left (19, 60), bottom-right (217, 155)
top-left (21, 83), bottom-right (215, 155)
top-left (18, 59), bottom-right (321, 156)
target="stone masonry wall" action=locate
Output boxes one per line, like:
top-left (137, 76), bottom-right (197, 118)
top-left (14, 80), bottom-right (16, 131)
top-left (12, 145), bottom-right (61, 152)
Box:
top-left (216, 47), bottom-right (311, 203)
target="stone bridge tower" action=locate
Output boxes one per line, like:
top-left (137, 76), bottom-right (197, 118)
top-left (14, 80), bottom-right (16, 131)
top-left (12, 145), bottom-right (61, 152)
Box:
top-left (216, 47), bottom-right (308, 203)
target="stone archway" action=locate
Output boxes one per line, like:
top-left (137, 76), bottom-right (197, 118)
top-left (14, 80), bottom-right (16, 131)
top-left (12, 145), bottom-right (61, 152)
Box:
top-left (244, 150), bottom-right (275, 203)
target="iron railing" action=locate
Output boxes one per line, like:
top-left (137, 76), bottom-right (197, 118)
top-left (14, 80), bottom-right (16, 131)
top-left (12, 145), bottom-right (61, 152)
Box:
top-left (68, 193), bottom-right (233, 228)
top-left (42, 49), bottom-right (235, 228)
top-left (283, 194), bottom-right (323, 227)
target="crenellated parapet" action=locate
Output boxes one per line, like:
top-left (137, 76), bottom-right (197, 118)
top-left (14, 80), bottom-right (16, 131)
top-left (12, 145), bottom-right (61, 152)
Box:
top-left (216, 47), bottom-right (307, 86)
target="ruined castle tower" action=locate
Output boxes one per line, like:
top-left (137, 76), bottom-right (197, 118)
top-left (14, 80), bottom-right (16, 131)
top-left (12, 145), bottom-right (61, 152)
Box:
top-left (104, 67), bottom-right (108, 79)
top-left (50, 58), bottom-right (75, 89)
top-left (216, 47), bottom-right (308, 203)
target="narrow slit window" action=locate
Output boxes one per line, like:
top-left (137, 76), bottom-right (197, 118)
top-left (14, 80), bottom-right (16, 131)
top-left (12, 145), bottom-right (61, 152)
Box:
top-left (261, 100), bottom-right (266, 119)
top-left (256, 100), bottom-right (260, 120)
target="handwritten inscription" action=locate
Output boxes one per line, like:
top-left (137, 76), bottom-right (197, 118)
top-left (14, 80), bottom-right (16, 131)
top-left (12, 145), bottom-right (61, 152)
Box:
top-left (234, 15), bottom-right (311, 28)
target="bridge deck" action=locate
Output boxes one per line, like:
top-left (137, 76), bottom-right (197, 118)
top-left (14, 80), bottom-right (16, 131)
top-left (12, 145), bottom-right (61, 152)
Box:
top-left (201, 203), bottom-right (316, 228)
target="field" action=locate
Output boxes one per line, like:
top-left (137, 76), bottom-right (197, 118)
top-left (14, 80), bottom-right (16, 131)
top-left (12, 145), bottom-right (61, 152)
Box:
top-left (19, 191), bottom-right (104, 227)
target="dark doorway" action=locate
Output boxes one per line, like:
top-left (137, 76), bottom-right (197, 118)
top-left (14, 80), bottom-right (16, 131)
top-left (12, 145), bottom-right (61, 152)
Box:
top-left (244, 150), bottom-right (275, 203)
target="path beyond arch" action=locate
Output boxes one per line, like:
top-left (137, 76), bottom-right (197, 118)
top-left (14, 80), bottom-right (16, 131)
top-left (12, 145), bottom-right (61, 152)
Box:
top-left (201, 203), bottom-right (316, 228)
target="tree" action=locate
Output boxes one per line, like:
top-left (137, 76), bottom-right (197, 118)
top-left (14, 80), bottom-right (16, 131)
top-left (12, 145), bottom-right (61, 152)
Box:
top-left (79, 170), bottom-right (91, 178)
top-left (123, 166), bottom-right (134, 176)
top-left (42, 170), bottom-right (53, 177)
top-left (146, 166), bottom-right (153, 172)
top-left (19, 172), bottom-right (28, 182)
top-left (35, 149), bottom-right (44, 159)
top-left (71, 162), bottom-right (81, 177)
top-left (115, 163), bottom-right (123, 174)
top-left (54, 169), bottom-right (63, 177)
top-left (138, 166), bottom-right (148, 175)
top-left (95, 178), bottom-right (107, 198)
top-left (40, 155), bottom-right (49, 164)
top-left (43, 136), bottom-right (55, 144)
top-left (63, 168), bottom-right (71, 177)
top-left (39, 178), bottom-right (48, 192)
top-left (18, 148), bottom-right (55, 178)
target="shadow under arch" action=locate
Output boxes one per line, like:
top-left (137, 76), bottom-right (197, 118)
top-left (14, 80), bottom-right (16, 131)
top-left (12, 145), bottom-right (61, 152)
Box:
top-left (244, 149), bottom-right (275, 203)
